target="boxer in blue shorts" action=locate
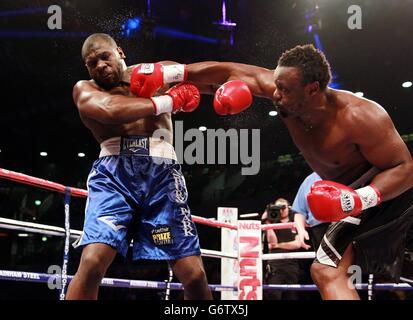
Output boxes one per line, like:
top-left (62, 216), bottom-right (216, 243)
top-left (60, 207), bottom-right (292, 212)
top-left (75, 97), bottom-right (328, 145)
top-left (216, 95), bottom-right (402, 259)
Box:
top-left (76, 136), bottom-right (201, 261)
top-left (67, 33), bottom-right (212, 300)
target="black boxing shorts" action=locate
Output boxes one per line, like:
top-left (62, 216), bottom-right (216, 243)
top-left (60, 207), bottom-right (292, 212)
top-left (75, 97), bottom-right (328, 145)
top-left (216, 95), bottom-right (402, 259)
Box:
top-left (315, 167), bottom-right (413, 281)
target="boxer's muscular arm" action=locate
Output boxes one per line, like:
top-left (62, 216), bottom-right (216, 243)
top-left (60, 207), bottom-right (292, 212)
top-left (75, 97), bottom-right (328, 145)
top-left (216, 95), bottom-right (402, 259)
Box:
top-left (187, 62), bottom-right (275, 99)
top-left (350, 101), bottom-right (413, 201)
top-left (73, 80), bottom-right (155, 125)
top-left (125, 61), bottom-right (216, 95)
top-left (158, 60), bottom-right (217, 94)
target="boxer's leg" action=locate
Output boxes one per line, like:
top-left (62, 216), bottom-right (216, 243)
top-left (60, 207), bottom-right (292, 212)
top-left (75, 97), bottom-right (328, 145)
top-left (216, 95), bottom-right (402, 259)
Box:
top-left (310, 217), bottom-right (361, 300)
top-left (311, 244), bottom-right (359, 300)
top-left (66, 243), bottom-right (117, 300)
top-left (170, 255), bottom-right (212, 300)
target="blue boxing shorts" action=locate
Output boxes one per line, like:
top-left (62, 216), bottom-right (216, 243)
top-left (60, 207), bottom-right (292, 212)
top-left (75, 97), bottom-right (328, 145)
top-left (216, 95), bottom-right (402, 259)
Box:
top-left (73, 136), bottom-right (201, 260)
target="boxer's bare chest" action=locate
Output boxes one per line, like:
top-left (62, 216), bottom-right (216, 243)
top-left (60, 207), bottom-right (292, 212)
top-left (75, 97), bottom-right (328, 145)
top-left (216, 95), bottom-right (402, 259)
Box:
top-left (86, 84), bottom-right (173, 144)
top-left (284, 117), bottom-right (371, 184)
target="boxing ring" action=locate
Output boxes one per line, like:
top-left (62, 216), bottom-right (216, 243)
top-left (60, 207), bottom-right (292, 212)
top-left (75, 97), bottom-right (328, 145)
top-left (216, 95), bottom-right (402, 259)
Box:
top-left (0, 168), bottom-right (412, 300)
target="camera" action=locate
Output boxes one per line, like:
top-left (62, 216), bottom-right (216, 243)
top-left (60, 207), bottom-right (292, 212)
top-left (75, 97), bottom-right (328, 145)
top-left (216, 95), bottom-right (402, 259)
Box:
top-left (265, 203), bottom-right (287, 222)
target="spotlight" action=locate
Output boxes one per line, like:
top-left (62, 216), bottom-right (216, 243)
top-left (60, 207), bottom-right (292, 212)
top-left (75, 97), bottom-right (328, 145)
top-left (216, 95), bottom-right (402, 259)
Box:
top-left (199, 126), bottom-right (207, 131)
top-left (355, 92), bottom-right (364, 97)
top-left (78, 152), bottom-right (85, 158)
top-left (402, 81), bottom-right (412, 88)
top-left (127, 18), bottom-right (140, 30)
top-left (122, 17), bottom-right (141, 38)
top-left (269, 111), bottom-right (278, 116)
top-left (213, 0), bottom-right (237, 48)
top-left (40, 152), bottom-right (48, 157)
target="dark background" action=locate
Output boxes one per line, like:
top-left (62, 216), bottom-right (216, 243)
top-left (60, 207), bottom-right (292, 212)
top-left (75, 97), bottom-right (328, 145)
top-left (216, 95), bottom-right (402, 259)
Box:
top-left (0, 0), bottom-right (412, 300)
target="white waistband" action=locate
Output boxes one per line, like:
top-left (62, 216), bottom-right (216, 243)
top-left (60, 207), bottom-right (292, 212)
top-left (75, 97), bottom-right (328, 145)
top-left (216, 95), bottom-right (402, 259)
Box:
top-left (99, 137), bottom-right (177, 161)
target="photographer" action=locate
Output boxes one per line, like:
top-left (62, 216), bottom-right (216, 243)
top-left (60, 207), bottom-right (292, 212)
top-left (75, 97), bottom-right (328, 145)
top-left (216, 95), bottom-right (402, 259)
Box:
top-left (262, 198), bottom-right (302, 300)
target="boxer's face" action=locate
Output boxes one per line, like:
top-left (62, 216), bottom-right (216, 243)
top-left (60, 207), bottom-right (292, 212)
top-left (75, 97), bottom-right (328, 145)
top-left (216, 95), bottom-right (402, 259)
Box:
top-left (84, 40), bottom-right (125, 89)
top-left (272, 66), bottom-right (307, 116)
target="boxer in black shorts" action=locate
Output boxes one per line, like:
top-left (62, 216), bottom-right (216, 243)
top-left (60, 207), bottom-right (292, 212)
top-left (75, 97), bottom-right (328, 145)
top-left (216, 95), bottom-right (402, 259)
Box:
top-left (315, 167), bottom-right (413, 282)
top-left (155, 44), bottom-right (413, 299)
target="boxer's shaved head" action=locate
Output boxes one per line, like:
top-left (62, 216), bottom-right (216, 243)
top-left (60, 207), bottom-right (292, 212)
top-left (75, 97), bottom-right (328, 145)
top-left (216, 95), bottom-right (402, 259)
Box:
top-left (81, 33), bottom-right (126, 89)
top-left (81, 33), bottom-right (118, 61)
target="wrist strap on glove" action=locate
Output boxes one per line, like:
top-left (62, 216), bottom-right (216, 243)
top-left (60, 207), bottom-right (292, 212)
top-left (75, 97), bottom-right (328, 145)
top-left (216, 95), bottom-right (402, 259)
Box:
top-left (355, 184), bottom-right (382, 211)
top-left (151, 95), bottom-right (173, 115)
top-left (163, 65), bottom-right (186, 84)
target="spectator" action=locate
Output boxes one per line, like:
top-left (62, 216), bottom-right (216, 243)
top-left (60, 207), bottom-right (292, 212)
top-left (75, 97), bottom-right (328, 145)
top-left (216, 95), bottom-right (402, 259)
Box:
top-left (262, 198), bottom-right (301, 300)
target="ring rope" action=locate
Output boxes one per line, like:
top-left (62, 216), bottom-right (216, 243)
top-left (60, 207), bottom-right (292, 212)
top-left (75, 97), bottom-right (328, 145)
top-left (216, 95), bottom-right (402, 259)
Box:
top-left (262, 252), bottom-right (316, 260)
top-left (0, 269), bottom-right (234, 291)
top-left (0, 269), bottom-right (410, 292)
top-left (0, 168), bottom-right (299, 232)
top-left (0, 217), bottom-right (311, 261)
top-left (0, 217), bottom-right (239, 260)
top-left (0, 217), bottom-right (82, 238)
top-left (0, 168), bottom-right (87, 197)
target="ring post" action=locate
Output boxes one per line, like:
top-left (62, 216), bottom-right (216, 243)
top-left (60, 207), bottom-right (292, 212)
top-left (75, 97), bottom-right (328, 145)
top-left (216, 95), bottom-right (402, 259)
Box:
top-left (237, 220), bottom-right (262, 300)
top-left (218, 207), bottom-right (239, 300)
top-left (59, 187), bottom-right (71, 300)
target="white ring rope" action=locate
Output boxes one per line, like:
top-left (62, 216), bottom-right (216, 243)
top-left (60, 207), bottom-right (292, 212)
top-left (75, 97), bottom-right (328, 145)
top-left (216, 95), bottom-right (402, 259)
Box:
top-left (0, 217), bottom-right (82, 239)
top-left (0, 217), bottom-right (315, 261)
top-left (0, 217), bottom-right (239, 260)
top-left (262, 251), bottom-right (316, 260)
top-left (201, 249), bottom-right (237, 259)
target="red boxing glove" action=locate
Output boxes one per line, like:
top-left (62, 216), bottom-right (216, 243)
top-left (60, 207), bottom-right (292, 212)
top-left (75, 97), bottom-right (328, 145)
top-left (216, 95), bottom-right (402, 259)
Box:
top-left (150, 82), bottom-right (200, 115)
top-left (307, 180), bottom-right (382, 222)
top-left (130, 63), bottom-right (187, 98)
top-left (213, 80), bottom-right (253, 115)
